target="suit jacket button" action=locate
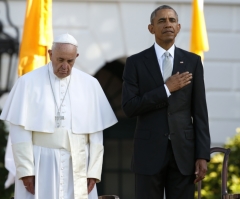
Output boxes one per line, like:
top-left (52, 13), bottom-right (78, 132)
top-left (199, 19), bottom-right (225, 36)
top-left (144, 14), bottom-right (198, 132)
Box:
top-left (164, 133), bottom-right (168, 136)
top-left (168, 112), bottom-right (171, 116)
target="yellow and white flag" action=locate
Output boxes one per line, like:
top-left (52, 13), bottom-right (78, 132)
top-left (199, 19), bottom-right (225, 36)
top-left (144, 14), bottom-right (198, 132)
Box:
top-left (190, 0), bottom-right (209, 60)
top-left (18, 0), bottom-right (53, 76)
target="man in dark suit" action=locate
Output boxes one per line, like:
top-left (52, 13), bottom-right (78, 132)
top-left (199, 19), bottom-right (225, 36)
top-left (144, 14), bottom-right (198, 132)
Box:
top-left (122, 5), bottom-right (210, 199)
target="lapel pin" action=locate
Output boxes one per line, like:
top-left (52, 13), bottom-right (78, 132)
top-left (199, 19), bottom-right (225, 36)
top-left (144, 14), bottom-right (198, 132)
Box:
top-left (180, 61), bottom-right (184, 64)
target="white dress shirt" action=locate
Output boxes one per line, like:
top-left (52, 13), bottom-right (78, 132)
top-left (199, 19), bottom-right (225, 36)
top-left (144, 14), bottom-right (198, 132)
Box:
top-left (154, 42), bottom-right (175, 97)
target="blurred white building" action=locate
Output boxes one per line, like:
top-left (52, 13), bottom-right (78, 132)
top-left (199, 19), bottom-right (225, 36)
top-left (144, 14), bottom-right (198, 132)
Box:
top-left (0, 0), bottom-right (240, 198)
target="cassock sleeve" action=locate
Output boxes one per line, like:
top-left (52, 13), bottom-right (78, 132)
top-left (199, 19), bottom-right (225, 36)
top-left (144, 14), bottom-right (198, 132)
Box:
top-left (87, 131), bottom-right (103, 182)
top-left (9, 124), bottom-right (35, 179)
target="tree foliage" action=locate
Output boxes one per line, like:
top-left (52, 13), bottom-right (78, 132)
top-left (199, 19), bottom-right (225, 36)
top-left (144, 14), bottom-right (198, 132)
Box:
top-left (0, 111), bottom-right (14, 199)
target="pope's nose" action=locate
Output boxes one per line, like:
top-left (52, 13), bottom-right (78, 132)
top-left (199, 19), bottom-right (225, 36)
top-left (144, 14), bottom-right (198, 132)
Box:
top-left (62, 63), bottom-right (68, 69)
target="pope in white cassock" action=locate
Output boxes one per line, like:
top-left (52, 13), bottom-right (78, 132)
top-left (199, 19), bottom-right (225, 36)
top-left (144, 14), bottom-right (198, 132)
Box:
top-left (0, 33), bottom-right (118, 199)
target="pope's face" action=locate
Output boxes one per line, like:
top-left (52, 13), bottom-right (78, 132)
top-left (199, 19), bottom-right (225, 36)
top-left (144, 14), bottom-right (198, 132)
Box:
top-left (48, 43), bottom-right (79, 78)
top-left (148, 9), bottom-right (180, 47)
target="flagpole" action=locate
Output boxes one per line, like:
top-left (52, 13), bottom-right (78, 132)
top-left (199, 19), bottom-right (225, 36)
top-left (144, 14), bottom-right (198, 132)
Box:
top-left (45, 46), bottom-right (48, 64)
top-left (190, 0), bottom-right (209, 60)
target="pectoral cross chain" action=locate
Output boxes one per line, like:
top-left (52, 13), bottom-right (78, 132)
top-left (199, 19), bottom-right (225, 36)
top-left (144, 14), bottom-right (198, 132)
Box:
top-left (48, 68), bottom-right (71, 128)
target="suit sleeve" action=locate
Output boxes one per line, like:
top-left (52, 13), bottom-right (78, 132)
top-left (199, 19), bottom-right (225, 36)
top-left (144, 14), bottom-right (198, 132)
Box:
top-left (191, 56), bottom-right (211, 161)
top-left (122, 56), bottom-right (168, 118)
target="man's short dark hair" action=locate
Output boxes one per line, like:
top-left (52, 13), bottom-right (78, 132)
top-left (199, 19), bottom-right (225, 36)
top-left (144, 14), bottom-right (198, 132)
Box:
top-left (150, 5), bottom-right (178, 24)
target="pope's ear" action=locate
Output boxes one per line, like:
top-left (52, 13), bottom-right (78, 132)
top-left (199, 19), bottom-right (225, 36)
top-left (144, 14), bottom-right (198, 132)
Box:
top-left (76, 53), bottom-right (79, 58)
top-left (48, 50), bottom-right (52, 60)
top-left (148, 24), bottom-right (155, 34)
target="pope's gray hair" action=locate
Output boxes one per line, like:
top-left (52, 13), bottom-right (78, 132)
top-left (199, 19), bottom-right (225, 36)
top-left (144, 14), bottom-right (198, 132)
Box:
top-left (150, 5), bottom-right (178, 24)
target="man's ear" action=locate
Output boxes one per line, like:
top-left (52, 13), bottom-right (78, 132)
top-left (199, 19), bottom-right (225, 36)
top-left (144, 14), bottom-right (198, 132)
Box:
top-left (148, 24), bottom-right (155, 34)
top-left (177, 23), bottom-right (181, 34)
top-left (48, 49), bottom-right (52, 60)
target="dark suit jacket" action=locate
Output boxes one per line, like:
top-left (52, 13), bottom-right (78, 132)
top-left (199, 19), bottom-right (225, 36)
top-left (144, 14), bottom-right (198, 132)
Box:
top-left (122, 45), bottom-right (210, 176)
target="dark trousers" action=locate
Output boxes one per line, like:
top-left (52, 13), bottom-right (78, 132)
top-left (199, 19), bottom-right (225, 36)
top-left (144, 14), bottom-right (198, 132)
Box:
top-left (135, 140), bottom-right (195, 199)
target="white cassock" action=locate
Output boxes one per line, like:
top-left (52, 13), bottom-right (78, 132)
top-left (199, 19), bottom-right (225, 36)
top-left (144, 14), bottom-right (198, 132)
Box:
top-left (0, 62), bottom-right (118, 199)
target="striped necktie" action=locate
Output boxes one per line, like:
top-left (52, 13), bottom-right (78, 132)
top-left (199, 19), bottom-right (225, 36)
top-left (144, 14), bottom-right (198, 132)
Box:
top-left (163, 51), bottom-right (172, 82)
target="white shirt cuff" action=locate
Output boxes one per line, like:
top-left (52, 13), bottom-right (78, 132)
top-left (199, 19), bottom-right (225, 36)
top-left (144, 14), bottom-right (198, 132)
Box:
top-left (164, 84), bottom-right (171, 97)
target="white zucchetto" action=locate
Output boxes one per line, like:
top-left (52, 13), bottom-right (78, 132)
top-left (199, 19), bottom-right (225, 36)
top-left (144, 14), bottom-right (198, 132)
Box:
top-left (53, 33), bottom-right (78, 47)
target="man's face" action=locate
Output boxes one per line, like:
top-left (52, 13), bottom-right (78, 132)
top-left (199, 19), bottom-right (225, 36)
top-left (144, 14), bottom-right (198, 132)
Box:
top-left (148, 9), bottom-right (180, 46)
top-left (48, 43), bottom-right (79, 78)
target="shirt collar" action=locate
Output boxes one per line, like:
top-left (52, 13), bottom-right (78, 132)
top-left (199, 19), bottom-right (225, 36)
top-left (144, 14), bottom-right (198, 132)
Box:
top-left (154, 42), bottom-right (175, 60)
top-left (48, 62), bottom-right (71, 82)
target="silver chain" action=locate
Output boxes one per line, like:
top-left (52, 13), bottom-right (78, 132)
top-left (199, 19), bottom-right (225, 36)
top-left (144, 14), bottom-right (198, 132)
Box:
top-left (47, 67), bottom-right (71, 116)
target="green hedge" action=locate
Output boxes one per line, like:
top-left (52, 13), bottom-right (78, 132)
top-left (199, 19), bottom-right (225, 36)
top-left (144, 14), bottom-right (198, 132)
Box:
top-left (199, 127), bottom-right (240, 199)
top-left (0, 112), bottom-right (14, 199)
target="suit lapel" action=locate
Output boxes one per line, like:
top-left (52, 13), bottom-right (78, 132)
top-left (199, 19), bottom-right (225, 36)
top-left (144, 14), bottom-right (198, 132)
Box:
top-left (142, 46), bottom-right (187, 87)
top-left (168, 47), bottom-right (187, 108)
top-left (143, 45), bottom-right (164, 87)
top-left (172, 47), bottom-right (186, 75)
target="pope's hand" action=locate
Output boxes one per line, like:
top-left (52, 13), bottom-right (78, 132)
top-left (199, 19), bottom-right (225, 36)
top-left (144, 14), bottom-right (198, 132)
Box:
top-left (87, 178), bottom-right (96, 194)
top-left (22, 176), bottom-right (35, 195)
